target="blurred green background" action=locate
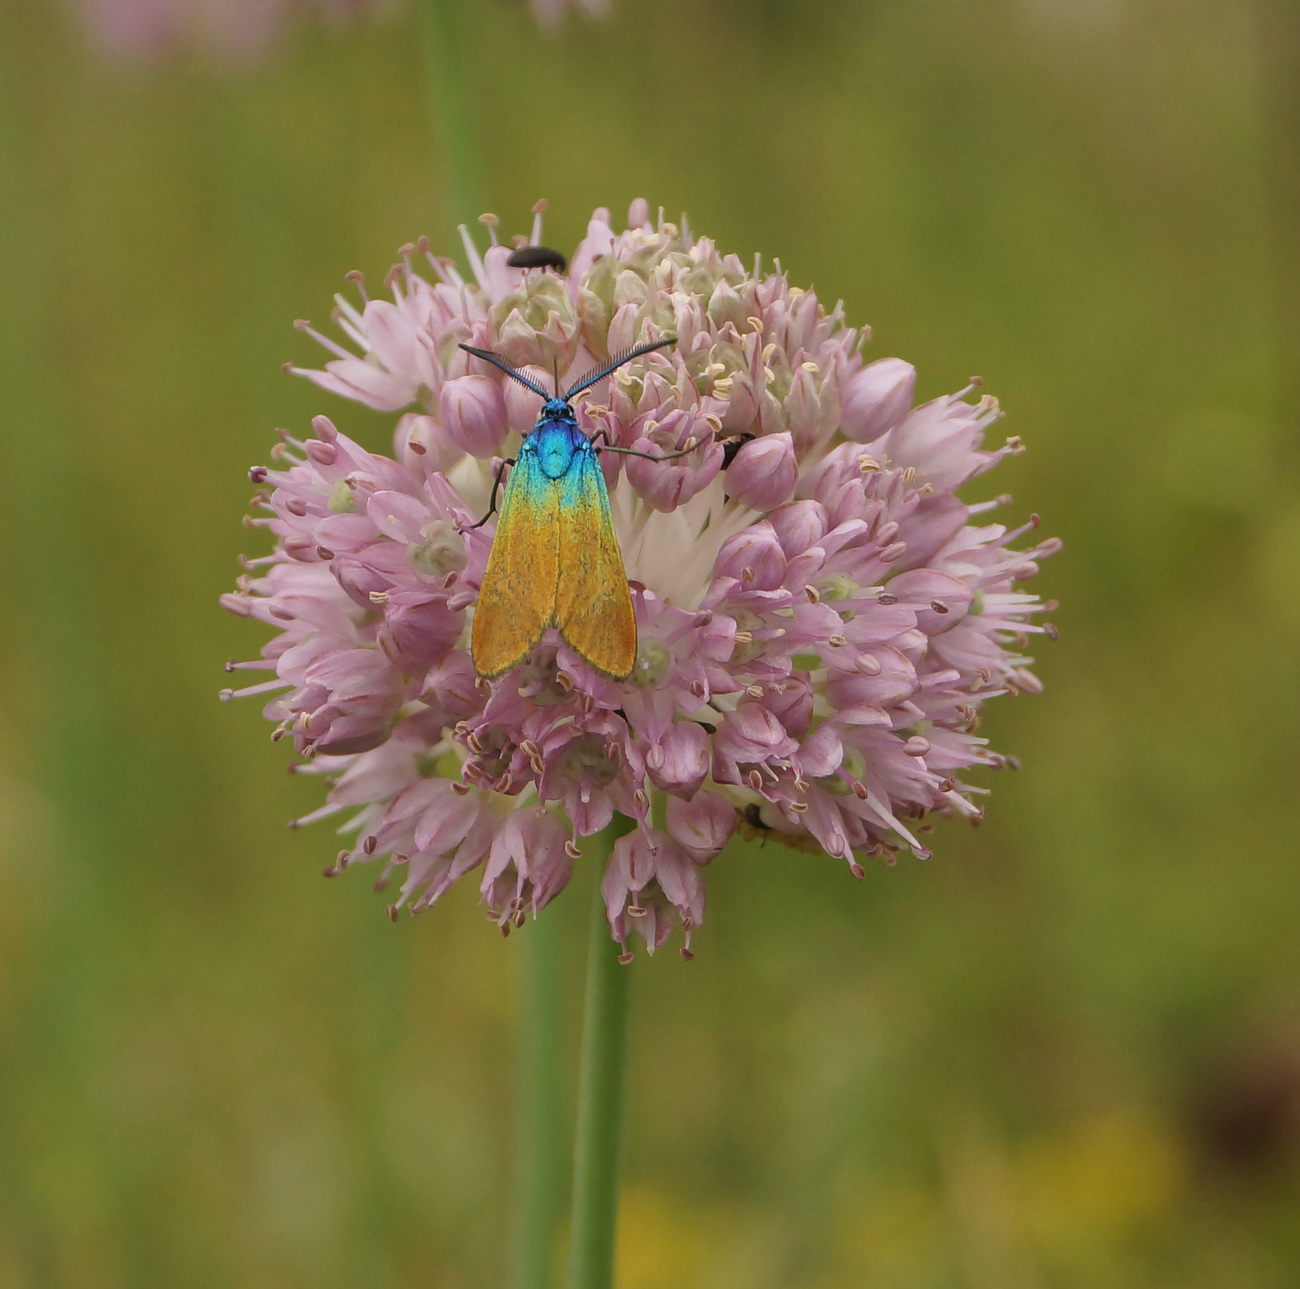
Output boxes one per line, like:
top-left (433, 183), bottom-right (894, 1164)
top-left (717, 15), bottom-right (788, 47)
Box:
top-left (3, 0), bottom-right (1300, 1285)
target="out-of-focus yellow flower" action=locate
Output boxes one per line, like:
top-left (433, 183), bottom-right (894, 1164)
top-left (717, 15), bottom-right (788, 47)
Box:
top-left (615, 1183), bottom-right (708, 1289)
top-left (1018, 1113), bottom-right (1186, 1252)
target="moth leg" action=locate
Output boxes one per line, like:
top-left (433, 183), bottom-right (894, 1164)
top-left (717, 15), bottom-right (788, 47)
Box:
top-left (466, 457), bottom-right (515, 529)
top-left (597, 431), bottom-right (713, 464)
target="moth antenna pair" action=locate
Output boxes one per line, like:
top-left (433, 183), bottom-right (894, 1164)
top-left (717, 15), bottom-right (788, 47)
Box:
top-left (458, 336), bottom-right (677, 403)
top-left (459, 336), bottom-right (696, 529)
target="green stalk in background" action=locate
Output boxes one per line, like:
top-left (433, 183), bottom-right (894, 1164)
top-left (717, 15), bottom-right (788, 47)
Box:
top-left (513, 911), bottom-right (568, 1289)
top-left (417, 9), bottom-right (567, 1285)
top-left (418, 0), bottom-right (487, 234)
top-left (567, 814), bottom-right (637, 1289)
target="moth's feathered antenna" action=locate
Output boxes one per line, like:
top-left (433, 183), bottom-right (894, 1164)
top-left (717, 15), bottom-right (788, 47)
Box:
top-left (459, 344), bottom-right (551, 399)
top-left (564, 336), bottom-right (677, 401)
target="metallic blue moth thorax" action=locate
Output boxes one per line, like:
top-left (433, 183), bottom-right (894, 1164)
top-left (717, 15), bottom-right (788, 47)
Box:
top-left (522, 401), bottom-right (592, 480)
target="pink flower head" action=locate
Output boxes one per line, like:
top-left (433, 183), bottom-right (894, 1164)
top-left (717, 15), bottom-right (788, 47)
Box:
top-left (77, 0), bottom-right (604, 62)
top-left (76, 0), bottom-right (383, 63)
top-left (223, 199), bottom-right (1059, 958)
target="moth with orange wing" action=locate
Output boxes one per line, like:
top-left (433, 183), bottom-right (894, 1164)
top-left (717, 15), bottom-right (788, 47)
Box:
top-left (461, 335), bottom-right (697, 679)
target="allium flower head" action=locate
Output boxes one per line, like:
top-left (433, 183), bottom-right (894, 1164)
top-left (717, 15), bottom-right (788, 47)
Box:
top-left (79, 0), bottom-right (605, 62)
top-left (76, 0), bottom-right (381, 62)
top-left (222, 199), bottom-right (1059, 958)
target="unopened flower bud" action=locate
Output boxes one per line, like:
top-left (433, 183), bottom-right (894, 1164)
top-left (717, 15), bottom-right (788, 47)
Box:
top-left (840, 357), bottom-right (916, 442)
top-left (646, 721), bottom-right (709, 797)
top-left (725, 432), bottom-right (797, 511)
top-left (440, 375), bottom-right (507, 456)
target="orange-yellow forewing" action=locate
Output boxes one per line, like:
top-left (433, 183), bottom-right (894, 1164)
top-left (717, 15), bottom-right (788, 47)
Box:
top-left (472, 450), bottom-right (560, 677)
top-left (553, 451), bottom-right (636, 679)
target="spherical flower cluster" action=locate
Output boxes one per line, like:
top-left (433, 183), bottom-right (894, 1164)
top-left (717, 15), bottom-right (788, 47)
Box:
top-left (222, 199), bottom-right (1059, 959)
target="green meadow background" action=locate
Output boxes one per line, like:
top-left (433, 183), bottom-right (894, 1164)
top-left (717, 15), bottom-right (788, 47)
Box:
top-left (3, 0), bottom-right (1300, 1285)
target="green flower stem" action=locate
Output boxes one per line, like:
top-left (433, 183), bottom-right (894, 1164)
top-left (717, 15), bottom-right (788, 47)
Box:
top-left (567, 814), bottom-right (637, 1289)
top-left (513, 911), bottom-right (567, 1289)
top-left (418, 0), bottom-right (487, 235)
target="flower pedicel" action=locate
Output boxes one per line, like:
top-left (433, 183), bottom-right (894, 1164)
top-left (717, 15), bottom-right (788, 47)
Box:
top-left (221, 200), bottom-right (1059, 959)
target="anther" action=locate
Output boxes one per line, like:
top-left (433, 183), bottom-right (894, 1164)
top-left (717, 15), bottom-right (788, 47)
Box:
top-left (680, 947), bottom-right (695, 961)
top-left (628, 904), bottom-right (646, 918)
top-left (617, 952), bottom-right (635, 966)
top-left (369, 590), bottom-right (389, 604)
top-left (805, 585), bottom-right (820, 603)
top-left (316, 546), bottom-right (335, 561)
top-left (828, 634), bottom-right (847, 648)
top-left (902, 466), bottom-right (916, 485)
top-left (248, 466), bottom-right (268, 484)
top-left (931, 599), bottom-right (948, 614)
top-left (565, 840), bottom-right (582, 859)
top-left (849, 862), bottom-right (866, 879)
top-left (741, 566), bottom-right (755, 583)
top-left (1043, 623), bottom-right (1059, 641)
top-left (450, 781), bottom-right (470, 796)
top-left (734, 631), bottom-right (753, 645)
top-left (556, 671), bottom-right (574, 692)
top-left (408, 439), bottom-right (427, 455)
top-left (877, 592), bottom-right (898, 606)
